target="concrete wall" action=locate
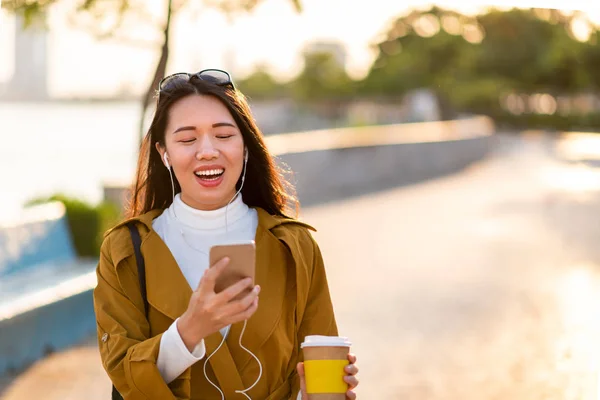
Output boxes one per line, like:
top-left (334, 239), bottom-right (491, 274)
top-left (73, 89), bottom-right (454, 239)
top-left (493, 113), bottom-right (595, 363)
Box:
top-left (0, 290), bottom-right (95, 374)
top-left (0, 203), bottom-right (97, 375)
top-left (0, 202), bottom-right (76, 277)
top-left (266, 116), bottom-right (494, 206)
top-left (280, 135), bottom-right (490, 206)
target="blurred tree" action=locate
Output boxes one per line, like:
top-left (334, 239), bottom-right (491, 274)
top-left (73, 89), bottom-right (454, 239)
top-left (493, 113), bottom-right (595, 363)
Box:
top-left (475, 8), bottom-right (590, 94)
top-left (291, 49), bottom-right (353, 102)
top-left (363, 6), bottom-right (599, 120)
top-left (237, 66), bottom-right (287, 100)
top-left (3, 0), bottom-right (302, 145)
top-left (362, 7), bottom-right (479, 119)
top-left (583, 31), bottom-right (600, 91)
top-left (289, 48), bottom-right (354, 120)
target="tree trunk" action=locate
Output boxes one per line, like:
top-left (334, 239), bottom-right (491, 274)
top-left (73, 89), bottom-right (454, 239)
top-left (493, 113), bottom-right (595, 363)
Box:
top-left (137, 0), bottom-right (173, 147)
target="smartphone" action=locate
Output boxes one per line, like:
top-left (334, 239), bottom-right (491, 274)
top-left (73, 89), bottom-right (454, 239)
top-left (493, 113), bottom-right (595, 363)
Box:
top-left (209, 241), bottom-right (256, 301)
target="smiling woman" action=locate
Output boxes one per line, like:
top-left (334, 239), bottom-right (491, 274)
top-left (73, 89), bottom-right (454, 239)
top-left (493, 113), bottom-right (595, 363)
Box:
top-left (92, 69), bottom-right (359, 400)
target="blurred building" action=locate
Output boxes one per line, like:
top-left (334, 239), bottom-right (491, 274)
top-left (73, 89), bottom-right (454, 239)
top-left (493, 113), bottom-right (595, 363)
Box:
top-left (1, 13), bottom-right (48, 101)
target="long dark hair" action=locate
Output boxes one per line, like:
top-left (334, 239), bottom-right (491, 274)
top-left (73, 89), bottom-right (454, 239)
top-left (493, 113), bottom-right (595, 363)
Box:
top-left (126, 78), bottom-right (299, 219)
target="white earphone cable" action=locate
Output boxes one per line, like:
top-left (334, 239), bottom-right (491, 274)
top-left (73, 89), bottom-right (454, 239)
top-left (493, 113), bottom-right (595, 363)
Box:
top-left (235, 319), bottom-right (263, 399)
top-left (203, 332), bottom-right (228, 400)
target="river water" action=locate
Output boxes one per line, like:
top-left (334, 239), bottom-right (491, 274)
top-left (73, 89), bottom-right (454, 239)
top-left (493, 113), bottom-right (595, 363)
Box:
top-left (0, 101), bottom-right (141, 221)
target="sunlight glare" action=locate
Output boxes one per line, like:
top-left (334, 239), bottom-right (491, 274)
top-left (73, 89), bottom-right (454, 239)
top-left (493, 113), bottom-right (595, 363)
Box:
top-left (556, 267), bottom-right (600, 373)
top-left (542, 165), bottom-right (600, 194)
top-left (570, 17), bottom-right (593, 42)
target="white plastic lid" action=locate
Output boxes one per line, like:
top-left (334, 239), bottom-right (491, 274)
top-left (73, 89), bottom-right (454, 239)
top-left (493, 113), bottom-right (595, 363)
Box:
top-left (301, 335), bottom-right (352, 348)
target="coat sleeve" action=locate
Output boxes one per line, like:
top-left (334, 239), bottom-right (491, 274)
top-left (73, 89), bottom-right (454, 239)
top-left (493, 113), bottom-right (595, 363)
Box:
top-left (93, 233), bottom-right (191, 400)
top-left (296, 231), bottom-right (339, 343)
top-left (290, 231), bottom-right (339, 398)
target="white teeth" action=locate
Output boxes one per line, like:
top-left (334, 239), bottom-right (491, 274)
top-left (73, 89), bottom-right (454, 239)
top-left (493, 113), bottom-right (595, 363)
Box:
top-left (195, 169), bottom-right (224, 177)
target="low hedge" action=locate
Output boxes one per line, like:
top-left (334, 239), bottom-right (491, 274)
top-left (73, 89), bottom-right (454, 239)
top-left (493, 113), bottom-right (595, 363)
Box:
top-left (493, 112), bottom-right (600, 132)
top-left (26, 194), bottom-right (122, 258)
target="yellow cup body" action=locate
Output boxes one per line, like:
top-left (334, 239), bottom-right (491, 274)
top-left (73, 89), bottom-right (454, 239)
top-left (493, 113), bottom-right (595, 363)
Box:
top-left (304, 359), bottom-right (349, 394)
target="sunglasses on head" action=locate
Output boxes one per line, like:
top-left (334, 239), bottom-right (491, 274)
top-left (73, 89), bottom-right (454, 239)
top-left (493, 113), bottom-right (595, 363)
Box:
top-left (158, 69), bottom-right (235, 92)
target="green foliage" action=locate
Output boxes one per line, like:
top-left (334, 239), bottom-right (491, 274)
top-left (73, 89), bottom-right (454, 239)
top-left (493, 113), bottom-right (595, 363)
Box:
top-left (26, 194), bottom-right (122, 258)
top-left (290, 50), bottom-right (354, 103)
top-left (237, 68), bottom-right (288, 100)
top-left (495, 112), bottom-right (600, 132)
top-left (362, 6), bottom-right (600, 125)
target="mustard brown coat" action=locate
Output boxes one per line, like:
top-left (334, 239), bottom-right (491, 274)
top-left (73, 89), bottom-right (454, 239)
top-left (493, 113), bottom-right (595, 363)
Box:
top-left (93, 207), bottom-right (338, 400)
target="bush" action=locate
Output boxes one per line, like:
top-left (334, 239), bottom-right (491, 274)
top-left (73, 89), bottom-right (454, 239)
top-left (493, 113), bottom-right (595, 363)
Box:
top-left (493, 112), bottom-right (600, 132)
top-left (26, 194), bottom-right (122, 258)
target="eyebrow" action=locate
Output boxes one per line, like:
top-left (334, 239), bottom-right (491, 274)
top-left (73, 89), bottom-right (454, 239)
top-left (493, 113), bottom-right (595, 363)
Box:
top-left (172, 122), bottom-right (236, 134)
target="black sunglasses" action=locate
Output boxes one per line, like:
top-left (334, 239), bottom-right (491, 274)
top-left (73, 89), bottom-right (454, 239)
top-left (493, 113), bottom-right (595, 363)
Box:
top-left (158, 69), bottom-right (235, 92)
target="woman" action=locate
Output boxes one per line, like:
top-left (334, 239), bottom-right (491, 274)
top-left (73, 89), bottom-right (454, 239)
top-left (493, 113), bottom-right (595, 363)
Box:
top-left (93, 69), bottom-right (359, 400)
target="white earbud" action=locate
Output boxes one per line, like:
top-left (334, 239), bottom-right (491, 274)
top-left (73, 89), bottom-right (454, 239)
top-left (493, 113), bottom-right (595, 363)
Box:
top-left (244, 148), bottom-right (248, 163)
top-left (163, 153), bottom-right (170, 169)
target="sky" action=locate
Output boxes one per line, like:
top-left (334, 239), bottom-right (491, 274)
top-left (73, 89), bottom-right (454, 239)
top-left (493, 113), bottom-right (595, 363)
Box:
top-left (1, 0), bottom-right (600, 98)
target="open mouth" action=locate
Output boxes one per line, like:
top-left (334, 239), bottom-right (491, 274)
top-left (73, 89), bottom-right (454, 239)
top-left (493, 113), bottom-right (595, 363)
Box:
top-left (194, 168), bottom-right (225, 181)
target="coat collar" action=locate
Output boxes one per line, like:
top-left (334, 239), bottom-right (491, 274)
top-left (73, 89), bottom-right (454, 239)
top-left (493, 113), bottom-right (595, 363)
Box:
top-left (107, 207), bottom-right (315, 238)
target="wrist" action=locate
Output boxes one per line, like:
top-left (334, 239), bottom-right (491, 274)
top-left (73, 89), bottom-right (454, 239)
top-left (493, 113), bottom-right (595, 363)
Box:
top-left (176, 316), bottom-right (203, 353)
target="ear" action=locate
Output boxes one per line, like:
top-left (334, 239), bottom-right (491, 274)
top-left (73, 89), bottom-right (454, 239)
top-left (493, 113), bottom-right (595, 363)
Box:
top-left (155, 142), bottom-right (168, 167)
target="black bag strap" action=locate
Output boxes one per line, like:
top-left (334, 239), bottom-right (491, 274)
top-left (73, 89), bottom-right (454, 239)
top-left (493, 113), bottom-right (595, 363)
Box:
top-left (111, 222), bottom-right (147, 400)
top-left (127, 222), bottom-right (148, 317)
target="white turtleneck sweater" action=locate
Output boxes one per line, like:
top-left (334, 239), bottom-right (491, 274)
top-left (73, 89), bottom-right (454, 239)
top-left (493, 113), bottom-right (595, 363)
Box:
top-left (152, 193), bottom-right (258, 383)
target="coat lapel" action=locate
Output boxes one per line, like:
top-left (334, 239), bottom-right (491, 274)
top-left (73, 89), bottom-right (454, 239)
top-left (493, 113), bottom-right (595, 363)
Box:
top-left (203, 208), bottom-right (309, 392)
top-left (224, 222), bottom-right (289, 371)
top-left (141, 231), bottom-right (193, 321)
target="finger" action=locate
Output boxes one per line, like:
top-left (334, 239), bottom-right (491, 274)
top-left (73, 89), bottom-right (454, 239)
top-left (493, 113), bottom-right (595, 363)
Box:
top-left (346, 389), bottom-right (357, 400)
top-left (214, 277), bottom-right (255, 305)
top-left (344, 375), bottom-right (359, 389)
top-left (197, 257), bottom-right (229, 292)
top-left (218, 284), bottom-right (260, 316)
top-left (297, 362), bottom-right (305, 377)
top-left (347, 353), bottom-right (357, 364)
top-left (223, 296), bottom-right (259, 324)
top-left (345, 364), bottom-right (358, 376)
top-left (297, 362), bottom-right (308, 398)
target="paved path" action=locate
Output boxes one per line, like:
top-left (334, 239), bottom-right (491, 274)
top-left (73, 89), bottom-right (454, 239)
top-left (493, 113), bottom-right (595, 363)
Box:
top-left (4, 132), bottom-right (600, 399)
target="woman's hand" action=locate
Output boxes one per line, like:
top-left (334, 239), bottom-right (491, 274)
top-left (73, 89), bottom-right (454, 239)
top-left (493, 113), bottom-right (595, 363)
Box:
top-left (177, 257), bottom-right (260, 352)
top-left (297, 353), bottom-right (359, 399)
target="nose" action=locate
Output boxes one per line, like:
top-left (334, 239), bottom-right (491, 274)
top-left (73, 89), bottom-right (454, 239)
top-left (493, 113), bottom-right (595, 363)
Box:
top-left (195, 136), bottom-right (219, 160)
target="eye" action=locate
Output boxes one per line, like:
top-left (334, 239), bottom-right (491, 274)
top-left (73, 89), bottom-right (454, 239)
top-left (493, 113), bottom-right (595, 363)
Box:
top-left (216, 134), bottom-right (234, 139)
top-left (180, 139), bottom-right (196, 143)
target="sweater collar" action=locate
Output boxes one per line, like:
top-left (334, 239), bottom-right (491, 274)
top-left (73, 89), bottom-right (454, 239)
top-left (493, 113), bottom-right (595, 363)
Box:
top-left (169, 193), bottom-right (248, 230)
top-left (107, 203), bottom-right (316, 237)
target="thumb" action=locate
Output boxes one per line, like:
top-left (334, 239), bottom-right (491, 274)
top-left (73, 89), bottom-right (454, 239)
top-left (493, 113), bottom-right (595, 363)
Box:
top-left (197, 256), bottom-right (229, 293)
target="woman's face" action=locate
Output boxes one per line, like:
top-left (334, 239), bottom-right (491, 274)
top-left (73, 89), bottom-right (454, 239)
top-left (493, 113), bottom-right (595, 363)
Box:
top-left (156, 94), bottom-right (245, 211)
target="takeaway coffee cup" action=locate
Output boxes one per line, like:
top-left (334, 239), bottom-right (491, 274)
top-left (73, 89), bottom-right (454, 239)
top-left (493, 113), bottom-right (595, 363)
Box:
top-left (301, 335), bottom-right (352, 400)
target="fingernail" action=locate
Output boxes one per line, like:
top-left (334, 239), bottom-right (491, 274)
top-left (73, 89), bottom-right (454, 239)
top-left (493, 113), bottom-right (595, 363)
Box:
top-left (254, 285), bottom-right (261, 293)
